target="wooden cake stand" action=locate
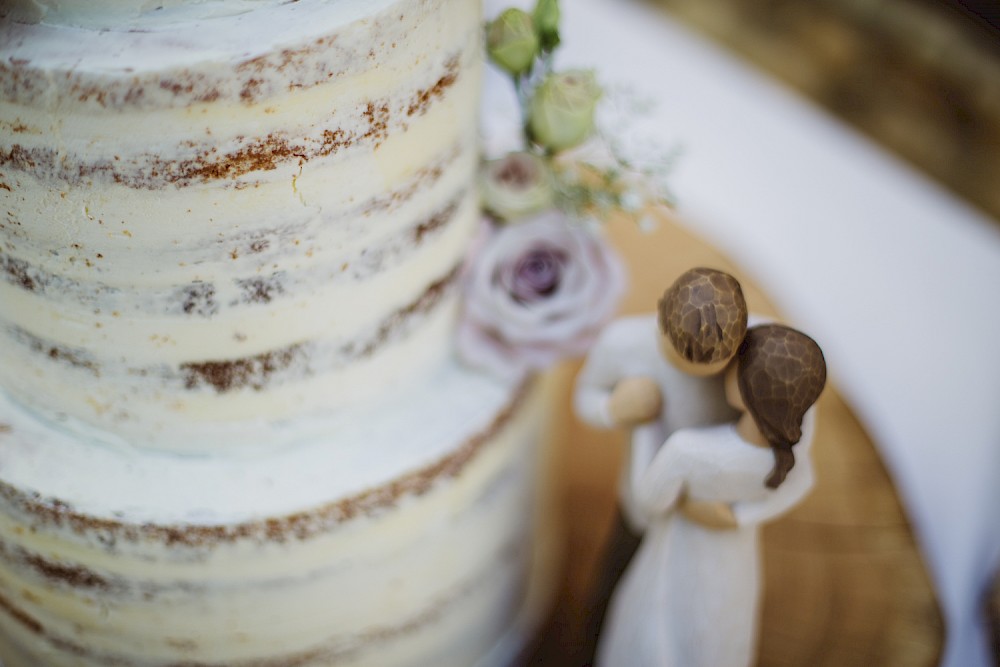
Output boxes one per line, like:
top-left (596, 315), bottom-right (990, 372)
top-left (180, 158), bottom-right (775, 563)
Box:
top-left (527, 214), bottom-right (944, 666)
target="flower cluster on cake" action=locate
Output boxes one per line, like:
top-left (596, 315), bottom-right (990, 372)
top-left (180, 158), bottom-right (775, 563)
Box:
top-left (459, 0), bottom-right (675, 381)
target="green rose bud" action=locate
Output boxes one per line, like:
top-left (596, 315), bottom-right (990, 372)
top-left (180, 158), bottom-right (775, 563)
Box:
top-left (528, 70), bottom-right (602, 152)
top-left (486, 8), bottom-right (539, 77)
top-left (533, 0), bottom-right (560, 52)
top-left (481, 152), bottom-right (554, 221)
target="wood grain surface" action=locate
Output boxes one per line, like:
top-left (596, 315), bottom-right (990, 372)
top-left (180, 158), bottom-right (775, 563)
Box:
top-left (525, 214), bottom-right (944, 666)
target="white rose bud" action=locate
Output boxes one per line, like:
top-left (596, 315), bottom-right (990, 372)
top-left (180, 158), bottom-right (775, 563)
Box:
top-left (533, 0), bottom-right (560, 52)
top-left (481, 152), bottom-right (554, 221)
top-left (486, 9), bottom-right (539, 77)
top-left (528, 70), bottom-right (602, 152)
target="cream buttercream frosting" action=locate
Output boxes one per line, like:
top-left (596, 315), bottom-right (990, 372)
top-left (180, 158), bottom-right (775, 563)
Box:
top-left (0, 0), bottom-right (483, 452)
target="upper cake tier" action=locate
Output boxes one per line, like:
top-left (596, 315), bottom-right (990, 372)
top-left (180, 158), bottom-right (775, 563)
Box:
top-left (0, 0), bottom-right (482, 453)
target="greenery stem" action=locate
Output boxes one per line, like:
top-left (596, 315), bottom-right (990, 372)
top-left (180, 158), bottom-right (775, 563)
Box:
top-left (513, 74), bottom-right (533, 144)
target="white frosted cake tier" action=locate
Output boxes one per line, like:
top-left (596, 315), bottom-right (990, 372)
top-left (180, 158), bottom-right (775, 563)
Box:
top-left (0, 1), bottom-right (561, 663)
top-left (0, 0), bottom-right (482, 452)
top-left (0, 361), bottom-right (557, 666)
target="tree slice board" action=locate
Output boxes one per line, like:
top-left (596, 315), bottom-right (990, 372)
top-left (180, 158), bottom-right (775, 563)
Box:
top-left (526, 214), bottom-right (944, 666)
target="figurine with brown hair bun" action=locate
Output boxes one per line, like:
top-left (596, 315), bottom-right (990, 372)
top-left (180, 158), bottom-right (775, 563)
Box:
top-left (596, 324), bottom-right (826, 667)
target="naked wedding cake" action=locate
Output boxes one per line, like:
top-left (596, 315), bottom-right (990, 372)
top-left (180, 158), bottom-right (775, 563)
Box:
top-left (0, 1), bottom-right (557, 664)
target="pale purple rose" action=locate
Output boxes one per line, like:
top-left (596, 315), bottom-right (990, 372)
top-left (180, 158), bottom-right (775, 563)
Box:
top-left (458, 212), bottom-right (626, 379)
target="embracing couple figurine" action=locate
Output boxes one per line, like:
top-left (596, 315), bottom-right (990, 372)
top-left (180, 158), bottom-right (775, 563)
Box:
top-left (574, 267), bottom-right (827, 667)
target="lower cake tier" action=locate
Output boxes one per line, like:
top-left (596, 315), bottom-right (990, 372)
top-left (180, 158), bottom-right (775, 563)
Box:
top-left (0, 363), bottom-right (557, 666)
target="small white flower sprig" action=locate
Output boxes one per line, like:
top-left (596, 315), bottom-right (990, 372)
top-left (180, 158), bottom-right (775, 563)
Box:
top-left (482, 0), bottom-right (675, 228)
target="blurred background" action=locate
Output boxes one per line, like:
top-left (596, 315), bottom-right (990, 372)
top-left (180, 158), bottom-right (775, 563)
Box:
top-left (646, 0), bottom-right (1000, 223)
top-left (489, 1), bottom-right (1000, 666)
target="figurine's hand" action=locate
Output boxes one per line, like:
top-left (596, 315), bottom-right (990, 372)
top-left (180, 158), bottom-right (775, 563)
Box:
top-left (680, 498), bottom-right (738, 530)
top-left (607, 377), bottom-right (663, 428)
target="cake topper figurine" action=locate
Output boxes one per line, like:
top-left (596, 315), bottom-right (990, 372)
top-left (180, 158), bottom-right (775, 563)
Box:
top-left (595, 324), bottom-right (827, 667)
top-left (573, 267), bottom-right (749, 659)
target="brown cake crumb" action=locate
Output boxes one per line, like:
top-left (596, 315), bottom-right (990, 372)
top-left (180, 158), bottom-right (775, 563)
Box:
top-left (1, 254), bottom-right (37, 291)
top-left (0, 591), bottom-right (43, 635)
top-left (362, 101), bottom-right (391, 146)
top-left (248, 239), bottom-right (270, 254)
top-left (0, 144), bottom-right (38, 172)
top-left (236, 274), bottom-right (286, 305)
top-left (181, 343), bottom-right (304, 393)
top-left (14, 330), bottom-right (99, 375)
top-left (407, 56), bottom-right (460, 117)
top-left (20, 551), bottom-right (111, 590)
top-left (239, 78), bottom-right (263, 102)
top-left (178, 283), bottom-right (219, 317)
top-left (413, 200), bottom-right (458, 243)
top-left (159, 80), bottom-right (195, 97)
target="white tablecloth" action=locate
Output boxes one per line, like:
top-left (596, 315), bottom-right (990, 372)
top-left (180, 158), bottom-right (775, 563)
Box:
top-left (485, 1), bottom-right (1000, 665)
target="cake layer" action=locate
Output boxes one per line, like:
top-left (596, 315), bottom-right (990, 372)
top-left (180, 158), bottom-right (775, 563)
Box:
top-left (3, 0), bottom-right (396, 31)
top-left (0, 0), bottom-right (483, 452)
top-left (0, 363), bottom-right (557, 666)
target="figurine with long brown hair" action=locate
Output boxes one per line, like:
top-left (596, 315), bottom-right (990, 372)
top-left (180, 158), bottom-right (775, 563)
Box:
top-left (574, 268), bottom-right (749, 659)
top-left (596, 324), bottom-right (826, 667)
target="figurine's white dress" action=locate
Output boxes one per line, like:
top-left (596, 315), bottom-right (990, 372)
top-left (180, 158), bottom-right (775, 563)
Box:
top-left (595, 412), bottom-right (816, 667)
top-left (574, 315), bottom-right (738, 531)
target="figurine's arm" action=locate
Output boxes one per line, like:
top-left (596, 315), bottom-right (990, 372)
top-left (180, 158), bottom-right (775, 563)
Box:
top-left (732, 461), bottom-right (813, 526)
top-left (681, 499), bottom-right (738, 529)
top-left (573, 325), bottom-right (623, 429)
top-left (679, 470), bottom-right (812, 530)
top-left (677, 473), bottom-right (813, 528)
top-left (627, 421), bottom-right (665, 492)
top-left (733, 412), bottom-right (817, 526)
top-left (705, 410), bottom-right (818, 528)
top-left (631, 428), bottom-right (686, 515)
top-left (574, 322), bottom-right (661, 429)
